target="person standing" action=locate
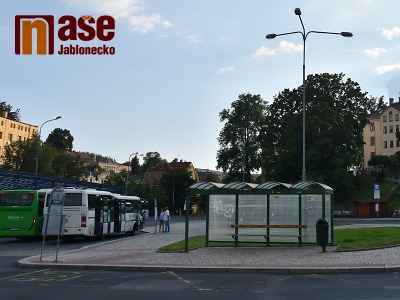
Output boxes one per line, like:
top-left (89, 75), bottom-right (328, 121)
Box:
top-left (164, 206), bottom-right (170, 232)
top-left (159, 208), bottom-right (165, 232)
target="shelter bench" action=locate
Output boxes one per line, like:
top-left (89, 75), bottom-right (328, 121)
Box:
top-left (229, 224), bottom-right (307, 246)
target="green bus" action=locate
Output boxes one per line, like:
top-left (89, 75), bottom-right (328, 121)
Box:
top-left (0, 190), bottom-right (49, 238)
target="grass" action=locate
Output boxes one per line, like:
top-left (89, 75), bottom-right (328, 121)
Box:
top-left (334, 227), bottom-right (400, 251)
top-left (158, 227), bottom-right (400, 253)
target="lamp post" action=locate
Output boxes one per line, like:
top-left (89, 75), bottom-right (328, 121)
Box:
top-left (266, 7), bottom-right (352, 181)
top-left (125, 152), bottom-right (143, 195)
top-left (35, 116), bottom-right (61, 175)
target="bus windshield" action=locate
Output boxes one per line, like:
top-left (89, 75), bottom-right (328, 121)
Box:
top-left (0, 192), bottom-right (34, 206)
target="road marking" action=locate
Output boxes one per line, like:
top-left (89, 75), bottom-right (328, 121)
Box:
top-left (0, 269), bottom-right (49, 281)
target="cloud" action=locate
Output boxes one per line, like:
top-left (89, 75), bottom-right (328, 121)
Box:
top-left (252, 41), bottom-right (302, 59)
top-left (278, 41), bottom-right (303, 53)
top-left (216, 66), bottom-right (236, 75)
top-left (362, 48), bottom-right (388, 59)
top-left (62, 0), bottom-right (171, 33)
top-left (381, 27), bottom-right (400, 40)
top-left (252, 46), bottom-right (275, 58)
top-left (186, 34), bottom-right (204, 44)
top-left (374, 63), bottom-right (400, 75)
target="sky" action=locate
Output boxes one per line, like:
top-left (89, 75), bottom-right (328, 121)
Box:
top-left (1, 0), bottom-right (400, 171)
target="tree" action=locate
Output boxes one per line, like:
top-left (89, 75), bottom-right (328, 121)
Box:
top-left (0, 101), bottom-right (20, 121)
top-left (0, 139), bottom-right (36, 171)
top-left (217, 93), bottom-right (267, 182)
top-left (159, 168), bottom-right (195, 212)
top-left (46, 128), bottom-right (74, 151)
top-left (263, 73), bottom-right (384, 197)
top-left (130, 155), bottom-right (140, 175)
top-left (141, 152), bottom-right (166, 175)
top-left (104, 170), bottom-right (127, 186)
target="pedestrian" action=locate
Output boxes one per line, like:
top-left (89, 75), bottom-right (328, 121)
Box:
top-left (159, 208), bottom-right (165, 232)
top-left (164, 206), bottom-right (170, 232)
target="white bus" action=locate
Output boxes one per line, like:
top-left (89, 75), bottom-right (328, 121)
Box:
top-left (44, 188), bottom-right (143, 241)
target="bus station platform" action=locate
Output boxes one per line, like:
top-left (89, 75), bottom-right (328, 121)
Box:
top-left (18, 217), bottom-right (400, 274)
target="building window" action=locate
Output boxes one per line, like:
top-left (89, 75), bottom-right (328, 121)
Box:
top-left (0, 132), bottom-right (2, 139)
top-left (383, 126), bottom-right (387, 133)
top-left (390, 140), bottom-right (394, 148)
top-left (389, 111), bottom-right (393, 122)
top-left (370, 124), bottom-right (375, 131)
top-left (370, 137), bottom-right (375, 146)
top-left (7, 133), bottom-right (12, 141)
top-left (371, 152), bottom-right (375, 158)
top-left (383, 116), bottom-right (387, 122)
top-left (384, 141), bottom-right (388, 148)
top-left (396, 114), bottom-right (399, 121)
top-left (397, 125), bottom-right (400, 132)
top-left (390, 125), bottom-right (393, 133)
top-left (397, 140), bottom-right (400, 147)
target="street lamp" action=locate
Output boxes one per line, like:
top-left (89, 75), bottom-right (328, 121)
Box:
top-left (35, 116), bottom-right (61, 174)
top-left (266, 7), bottom-right (352, 181)
top-left (125, 152), bottom-right (143, 195)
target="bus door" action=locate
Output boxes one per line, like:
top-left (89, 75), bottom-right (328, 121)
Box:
top-left (111, 199), bottom-right (120, 233)
top-left (119, 201), bottom-right (125, 232)
top-left (94, 196), bottom-right (103, 236)
top-left (102, 198), bottom-right (111, 234)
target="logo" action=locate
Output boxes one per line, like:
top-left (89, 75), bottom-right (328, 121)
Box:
top-left (15, 15), bottom-right (116, 55)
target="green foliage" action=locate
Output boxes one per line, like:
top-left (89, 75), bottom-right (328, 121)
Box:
top-left (217, 93), bottom-right (267, 182)
top-left (262, 73), bottom-right (383, 199)
top-left (368, 155), bottom-right (392, 168)
top-left (130, 155), bottom-right (140, 175)
top-left (45, 128), bottom-right (74, 151)
top-left (104, 170), bottom-right (127, 186)
top-left (141, 152), bottom-right (166, 175)
top-left (0, 101), bottom-right (20, 121)
top-left (0, 135), bottom-right (87, 178)
top-left (205, 173), bottom-right (221, 183)
top-left (159, 168), bottom-right (195, 211)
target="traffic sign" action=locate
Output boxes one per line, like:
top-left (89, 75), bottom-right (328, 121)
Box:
top-left (373, 183), bottom-right (380, 200)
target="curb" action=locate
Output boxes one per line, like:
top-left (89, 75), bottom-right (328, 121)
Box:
top-left (17, 256), bottom-right (400, 275)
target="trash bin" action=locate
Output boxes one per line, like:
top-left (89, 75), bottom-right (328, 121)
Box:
top-left (316, 218), bottom-right (329, 252)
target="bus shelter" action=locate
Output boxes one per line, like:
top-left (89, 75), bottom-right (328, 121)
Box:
top-left (184, 181), bottom-right (333, 250)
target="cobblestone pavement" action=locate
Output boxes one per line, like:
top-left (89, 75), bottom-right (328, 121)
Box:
top-left (18, 218), bottom-right (400, 274)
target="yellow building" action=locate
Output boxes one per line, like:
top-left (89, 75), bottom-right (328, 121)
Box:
top-left (98, 161), bottom-right (129, 173)
top-left (0, 111), bottom-right (38, 153)
top-left (363, 98), bottom-right (400, 170)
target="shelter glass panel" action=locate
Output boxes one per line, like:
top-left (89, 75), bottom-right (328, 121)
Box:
top-left (236, 195), bottom-right (268, 242)
top-left (208, 195), bottom-right (236, 241)
top-left (269, 194), bottom-right (301, 242)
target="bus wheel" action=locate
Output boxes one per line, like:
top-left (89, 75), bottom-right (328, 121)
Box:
top-left (129, 228), bottom-right (136, 236)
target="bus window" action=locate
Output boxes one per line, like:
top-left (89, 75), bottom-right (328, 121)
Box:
top-left (64, 193), bottom-right (83, 206)
top-left (0, 193), bottom-right (34, 206)
top-left (125, 202), bottom-right (133, 213)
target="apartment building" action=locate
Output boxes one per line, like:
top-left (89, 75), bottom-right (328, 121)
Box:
top-left (0, 111), bottom-right (38, 153)
top-left (363, 97), bottom-right (400, 170)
